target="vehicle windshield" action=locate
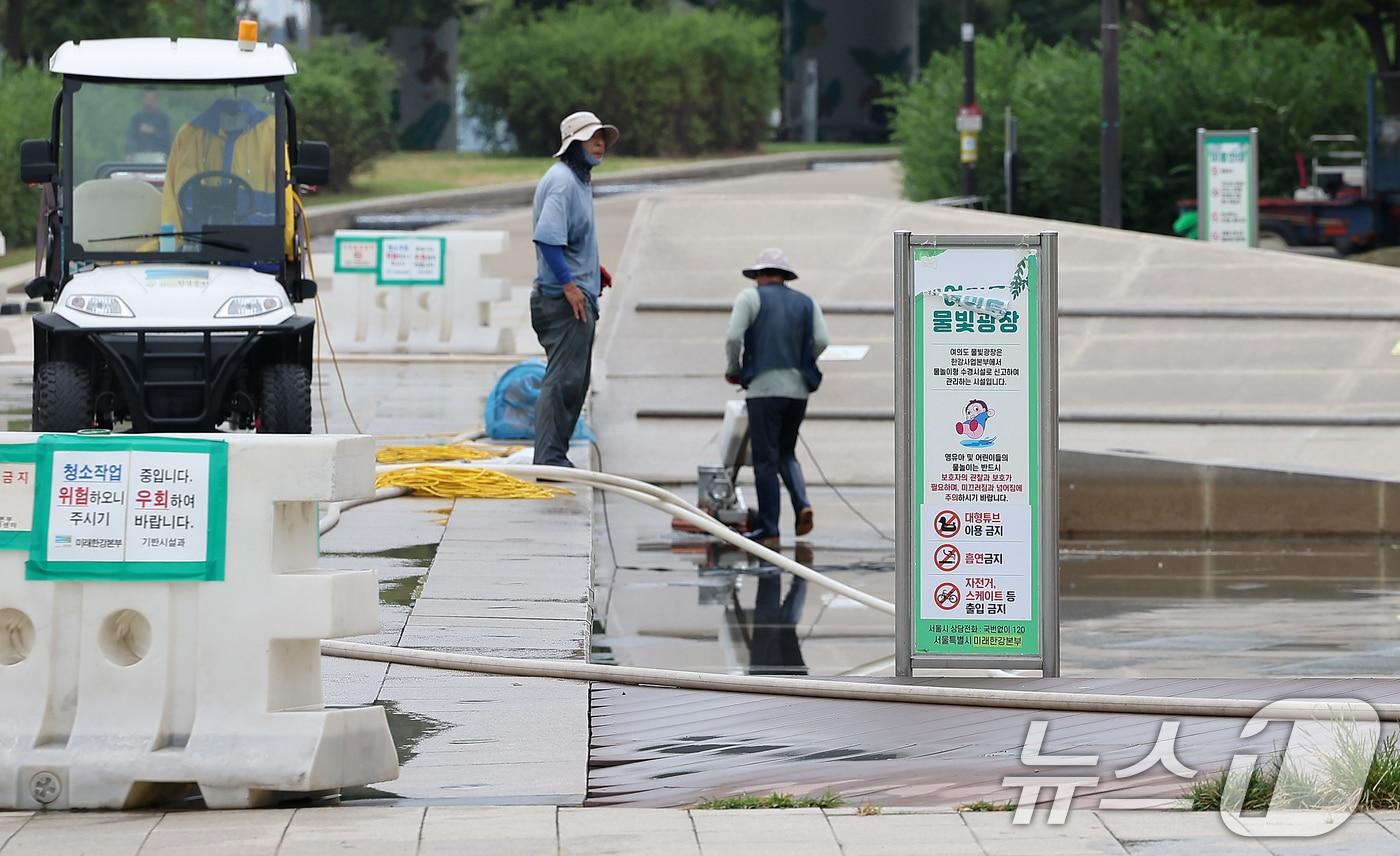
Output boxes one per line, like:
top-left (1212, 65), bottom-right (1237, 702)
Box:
top-left (67, 79), bottom-right (285, 264)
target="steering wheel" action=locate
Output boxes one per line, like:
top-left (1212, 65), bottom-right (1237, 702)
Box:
top-left (176, 170), bottom-right (257, 228)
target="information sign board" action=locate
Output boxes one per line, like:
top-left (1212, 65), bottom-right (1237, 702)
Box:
top-left (334, 236), bottom-right (380, 273)
top-left (895, 233), bottom-right (1059, 676)
top-left (1197, 128), bottom-right (1259, 247)
top-left (333, 234), bottom-right (448, 286)
top-left (0, 444), bottom-right (36, 550)
top-left (378, 236), bottom-right (446, 286)
top-left (26, 435), bottom-right (228, 582)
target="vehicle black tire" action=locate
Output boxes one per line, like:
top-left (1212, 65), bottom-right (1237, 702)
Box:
top-left (258, 364), bottom-right (311, 434)
top-left (32, 361), bottom-right (92, 432)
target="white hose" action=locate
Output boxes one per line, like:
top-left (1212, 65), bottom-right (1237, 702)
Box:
top-left (374, 462), bottom-right (896, 615)
top-left (319, 487), bottom-right (410, 535)
top-left (320, 462), bottom-right (1376, 717)
top-left (328, 463), bottom-right (895, 614)
top-left (375, 461), bottom-right (713, 519)
top-left (320, 640), bottom-right (1398, 720)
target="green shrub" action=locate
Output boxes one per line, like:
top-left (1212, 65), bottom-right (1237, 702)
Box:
top-left (289, 36), bottom-right (398, 190)
top-left (463, 3), bottom-right (778, 157)
top-left (0, 64), bottom-right (61, 253)
top-left (889, 16), bottom-right (1369, 234)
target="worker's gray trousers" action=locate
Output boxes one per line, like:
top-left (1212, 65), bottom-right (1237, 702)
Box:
top-left (529, 290), bottom-right (596, 467)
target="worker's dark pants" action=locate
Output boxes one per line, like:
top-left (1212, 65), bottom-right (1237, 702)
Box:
top-left (530, 291), bottom-right (596, 467)
top-left (747, 396), bottom-right (811, 537)
top-left (748, 575), bottom-right (808, 675)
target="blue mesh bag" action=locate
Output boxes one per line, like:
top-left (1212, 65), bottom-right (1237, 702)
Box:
top-left (484, 359), bottom-right (595, 442)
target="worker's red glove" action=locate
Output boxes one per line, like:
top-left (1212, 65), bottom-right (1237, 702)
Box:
top-left (600, 265), bottom-right (613, 289)
top-left (724, 374), bottom-right (741, 386)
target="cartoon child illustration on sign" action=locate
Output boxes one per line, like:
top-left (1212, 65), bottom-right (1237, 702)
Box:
top-left (955, 399), bottom-right (995, 447)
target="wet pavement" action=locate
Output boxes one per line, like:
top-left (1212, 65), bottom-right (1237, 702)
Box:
top-left (593, 478), bottom-right (1400, 678)
top-left (593, 483), bottom-right (896, 677)
top-left (5, 346), bottom-right (1400, 815)
top-left (0, 347), bottom-right (1394, 683)
top-left (0, 346), bottom-right (1395, 682)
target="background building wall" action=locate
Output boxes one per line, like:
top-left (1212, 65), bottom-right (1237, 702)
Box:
top-left (782, 0), bottom-right (918, 142)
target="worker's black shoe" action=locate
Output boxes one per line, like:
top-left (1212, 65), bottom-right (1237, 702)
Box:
top-left (748, 529), bottom-right (780, 549)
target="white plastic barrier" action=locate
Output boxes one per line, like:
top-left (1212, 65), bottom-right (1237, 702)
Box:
top-left (328, 229), bottom-right (512, 354)
top-left (0, 433), bottom-right (397, 810)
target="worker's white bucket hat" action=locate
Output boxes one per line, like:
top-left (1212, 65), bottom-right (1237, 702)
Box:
top-left (742, 247), bottom-right (799, 281)
top-left (553, 110), bottom-right (620, 157)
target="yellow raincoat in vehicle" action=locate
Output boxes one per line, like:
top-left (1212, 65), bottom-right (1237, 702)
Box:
top-left (161, 99), bottom-right (295, 258)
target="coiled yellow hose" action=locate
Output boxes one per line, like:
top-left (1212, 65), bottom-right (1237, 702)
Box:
top-left (374, 464), bottom-right (571, 499)
top-left (375, 444), bottom-right (520, 464)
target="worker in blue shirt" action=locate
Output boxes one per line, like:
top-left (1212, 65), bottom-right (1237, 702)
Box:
top-left (725, 248), bottom-right (829, 545)
top-left (530, 111), bottom-right (619, 467)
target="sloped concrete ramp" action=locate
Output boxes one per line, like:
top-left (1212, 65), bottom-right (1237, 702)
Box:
top-left (594, 168), bottom-right (1400, 493)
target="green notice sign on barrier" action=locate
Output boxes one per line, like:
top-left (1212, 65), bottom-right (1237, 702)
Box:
top-left (333, 233), bottom-right (447, 286)
top-left (895, 233), bottom-right (1060, 676)
top-left (0, 443), bottom-right (37, 550)
top-left (26, 435), bottom-right (228, 582)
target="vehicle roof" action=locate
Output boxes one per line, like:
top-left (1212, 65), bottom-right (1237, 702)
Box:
top-left (49, 38), bottom-right (296, 81)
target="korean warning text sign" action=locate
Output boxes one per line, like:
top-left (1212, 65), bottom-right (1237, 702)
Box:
top-left (1197, 128), bottom-right (1258, 247)
top-left (897, 233), bottom-right (1058, 674)
top-left (27, 435), bottom-right (228, 582)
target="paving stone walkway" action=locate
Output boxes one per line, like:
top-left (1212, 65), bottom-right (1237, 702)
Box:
top-left (2, 807), bottom-right (1397, 855)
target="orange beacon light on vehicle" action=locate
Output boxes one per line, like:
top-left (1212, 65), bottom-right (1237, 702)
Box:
top-left (238, 20), bottom-right (257, 52)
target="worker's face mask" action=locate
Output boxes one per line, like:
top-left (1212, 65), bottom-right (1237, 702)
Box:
top-left (583, 150), bottom-right (603, 167)
top-left (218, 108), bottom-right (248, 135)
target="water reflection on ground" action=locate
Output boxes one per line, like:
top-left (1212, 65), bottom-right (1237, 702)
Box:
top-left (594, 486), bottom-right (1400, 678)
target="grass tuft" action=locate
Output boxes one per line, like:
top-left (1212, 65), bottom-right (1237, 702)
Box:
top-left (696, 791), bottom-right (844, 810)
top-left (855, 803), bottom-right (882, 816)
top-left (1187, 760), bottom-right (1278, 812)
top-left (1187, 732), bottom-right (1400, 812)
top-left (957, 799), bottom-right (1016, 812)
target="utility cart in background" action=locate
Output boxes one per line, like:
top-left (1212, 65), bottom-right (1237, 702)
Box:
top-left (19, 22), bottom-right (329, 432)
top-left (1178, 73), bottom-right (1400, 255)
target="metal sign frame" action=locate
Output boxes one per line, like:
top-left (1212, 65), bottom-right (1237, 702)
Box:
top-left (1197, 128), bottom-right (1259, 247)
top-left (894, 231), bottom-right (1059, 676)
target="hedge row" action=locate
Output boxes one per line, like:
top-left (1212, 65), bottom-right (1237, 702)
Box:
top-left (889, 17), bottom-right (1369, 234)
top-left (288, 36), bottom-right (398, 191)
top-left (462, 3), bottom-right (778, 157)
top-left (0, 65), bottom-right (60, 254)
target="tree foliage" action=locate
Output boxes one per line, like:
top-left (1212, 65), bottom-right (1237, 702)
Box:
top-left (288, 36), bottom-right (399, 190)
top-left (919, 0), bottom-right (1101, 61)
top-left (890, 16), bottom-right (1370, 234)
top-left (1165, 0), bottom-right (1400, 110)
top-left (0, 63), bottom-right (60, 250)
top-left (313, 0), bottom-right (470, 41)
top-left (2, 0), bottom-right (235, 63)
top-left (462, 2), bottom-right (778, 156)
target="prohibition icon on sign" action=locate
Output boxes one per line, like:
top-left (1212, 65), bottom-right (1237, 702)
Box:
top-left (934, 509), bottom-right (960, 538)
top-left (934, 582), bottom-right (961, 611)
top-left (934, 544), bottom-right (961, 572)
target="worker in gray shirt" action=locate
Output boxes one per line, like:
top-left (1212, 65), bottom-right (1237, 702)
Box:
top-left (530, 110), bottom-right (619, 467)
top-left (724, 248), bottom-right (829, 544)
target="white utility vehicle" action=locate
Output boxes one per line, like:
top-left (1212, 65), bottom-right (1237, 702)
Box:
top-left (19, 25), bottom-right (329, 432)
